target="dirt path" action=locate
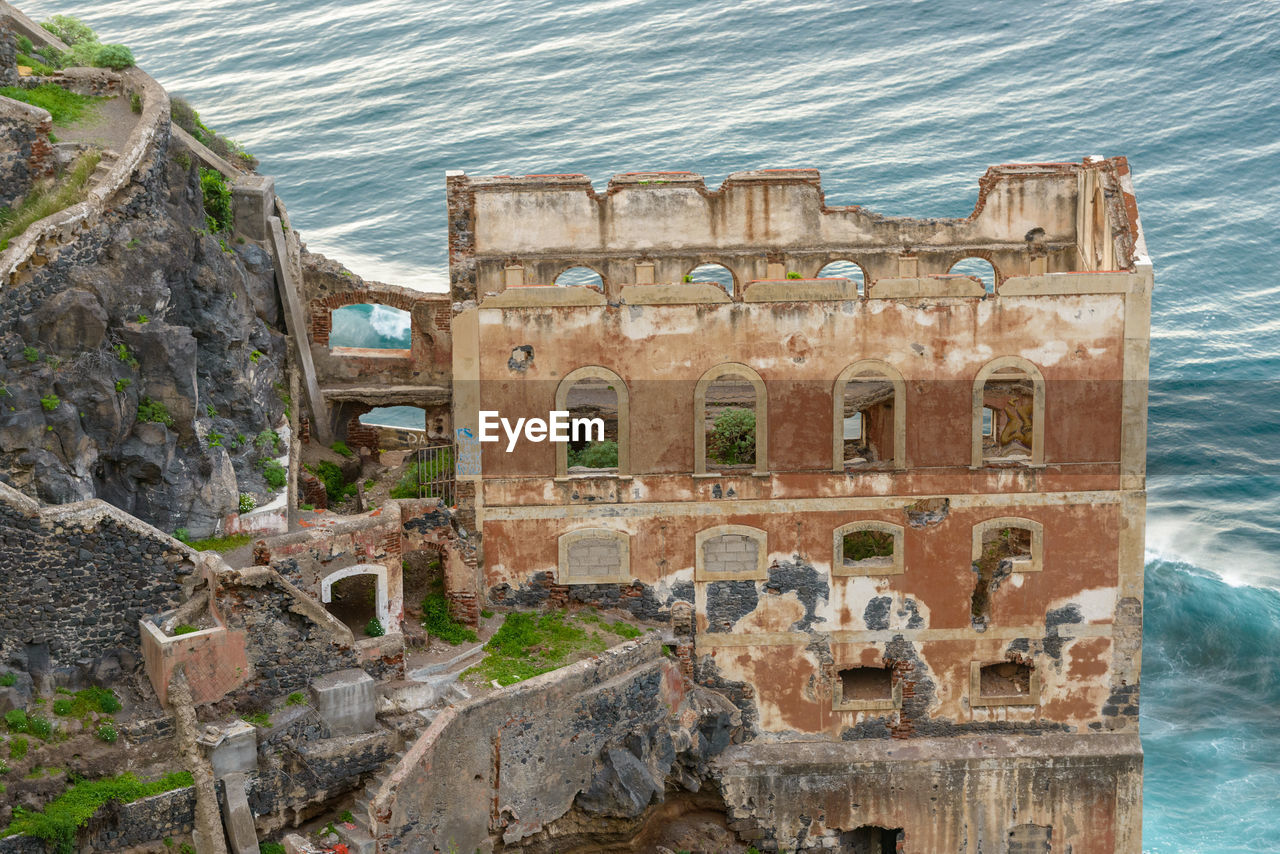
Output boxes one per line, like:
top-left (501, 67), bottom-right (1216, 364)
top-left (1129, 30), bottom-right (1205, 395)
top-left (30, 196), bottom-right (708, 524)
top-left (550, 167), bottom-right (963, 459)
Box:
top-left (58, 94), bottom-right (136, 152)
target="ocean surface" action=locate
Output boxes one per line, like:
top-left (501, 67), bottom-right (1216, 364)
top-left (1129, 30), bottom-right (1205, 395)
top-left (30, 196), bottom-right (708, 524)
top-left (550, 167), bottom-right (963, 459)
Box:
top-left (23, 0), bottom-right (1280, 848)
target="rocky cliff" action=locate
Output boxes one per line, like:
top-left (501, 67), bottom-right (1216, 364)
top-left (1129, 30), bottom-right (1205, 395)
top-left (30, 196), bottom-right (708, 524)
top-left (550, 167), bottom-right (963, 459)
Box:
top-left (0, 128), bottom-right (288, 537)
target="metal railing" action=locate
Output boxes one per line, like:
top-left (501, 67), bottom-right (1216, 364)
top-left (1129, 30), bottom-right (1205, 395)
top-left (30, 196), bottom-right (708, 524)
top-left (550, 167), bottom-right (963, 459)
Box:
top-left (414, 443), bottom-right (456, 506)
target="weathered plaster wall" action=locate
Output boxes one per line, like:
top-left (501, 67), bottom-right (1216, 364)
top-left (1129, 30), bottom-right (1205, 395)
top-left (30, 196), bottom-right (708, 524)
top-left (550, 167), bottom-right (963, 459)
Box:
top-left (715, 734), bottom-right (1142, 853)
top-left (446, 160), bottom-right (1140, 303)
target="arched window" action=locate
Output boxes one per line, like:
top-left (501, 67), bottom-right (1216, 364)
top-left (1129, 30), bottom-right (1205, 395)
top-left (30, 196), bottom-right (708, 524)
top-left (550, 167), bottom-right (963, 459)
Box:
top-left (833, 521), bottom-right (904, 577)
top-left (971, 357), bottom-right (1045, 467)
top-left (970, 659), bottom-right (1039, 707)
top-left (694, 363), bottom-right (767, 475)
top-left (553, 265), bottom-right (605, 289)
top-left (684, 263), bottom-right (736, 295)
top-left (816, 259), bottom-right (868, 294)
top-left (832, 361), bottom-right (905, 471)
top-left (947, 256), bottom-right (998, 293)
top-left (329, 304), bottom-right (412, 352)
top-left (695, 525), bottom-right (768, 581)
top-left (320, 564), bottom-right (390, 635)
top-left (557, 528), bottom-right (630, 584)
top-left (554, 366), bottom-right (628, 476)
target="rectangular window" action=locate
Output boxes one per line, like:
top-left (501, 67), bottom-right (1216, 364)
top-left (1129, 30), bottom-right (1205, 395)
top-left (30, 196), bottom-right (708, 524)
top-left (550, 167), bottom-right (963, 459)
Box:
top-left (833, 665), bottom-right (899, 711)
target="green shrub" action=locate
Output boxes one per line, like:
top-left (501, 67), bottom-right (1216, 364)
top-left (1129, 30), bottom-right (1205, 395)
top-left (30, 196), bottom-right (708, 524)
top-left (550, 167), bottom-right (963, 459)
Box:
top-left (249, 349), bottom-right (263, 364)
top-left (113, 342), bottom-right (138, 368)
top-left (173, 527), bottom-right (191, 544)
top-left (129, 91), bottom-right (141, 113)
top-left (60, 41), bottom-right (99, 68)
top-left (254, 429), bottom-right (279, 453)
top-left (41, 14), bottom-right (97, 45)
top-left (6, 770), bottom-right (192, 854)
top-left (238, 493), bottom-right (256, 514)
top-left (40, 394), bottom-right (59, 411)
top-left (52, 699), bottom-right (71, 716)
top-left (92, 44), bottom-right (134, 70)
top-left (5, 709), bottom-right (29, 732)
top-left (259, 460), bottom-right (287, 491)
top-left (173, 624), bottom-right (198, 636)
top-left (363, 618), bottom-right (385, 638)
top-left (16, 35), bottom-right (33, 53)
top-left (95, 722), bottom-right (118, 743)
top-left (285, 692), bottom-right (307, 707)
top-left (421, 593), bottom-right (477, 645)
top-left (9, 736), bottom-right (28, 760)
top-left (260, 844), bottom-right (286, 854)
top-left (307, 461), bottom-right (356, 503)
top-left (0, 84), bottom-right (95, 125)
top-left (330, 440), bottom-right (353, 458)
top-left (0, 672), bottom-right (15, 687)
top-left (114, 378), bottom-right (131, 393)
top-left (28, 715), bottom-right (52, 740)
top-left (567, 440), bottom-right (618, 469)
top-left (80, 687), bottom-right (121, 714)
top-left (241, 711), bottom-right (270, 728)
top-left (199, 167), bottom-right (232, 232)
top-left (707, 407), bottom-right (756, 465)
top-left (22, 346), bottom-right (40, 363)
top-left (136, 397), bottom-right (174, 427)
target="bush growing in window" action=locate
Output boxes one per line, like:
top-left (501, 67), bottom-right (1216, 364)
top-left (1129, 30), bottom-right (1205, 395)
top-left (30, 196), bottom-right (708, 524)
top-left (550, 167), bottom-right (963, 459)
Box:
top-left (567, 440), bottom-right (618, 469)
top-left (708, 408), bottom-right (756, 465)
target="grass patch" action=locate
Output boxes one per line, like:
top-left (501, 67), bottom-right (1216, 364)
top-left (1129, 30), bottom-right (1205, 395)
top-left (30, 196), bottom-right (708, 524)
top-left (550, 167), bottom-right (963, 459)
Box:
top-left (15, 53), bottom-right (58, 75)
top-left (389, 448), bottom-right (453, 500)
top-left (0, 84), bottom-right (96, 124)
top-left (259, 459), bottom-right (287, 491)
top-left (4, 770), bottom-right (192, 853)
top-left (421, 592), bottom-right (477, 646)
top-left (330, 440), bottom-right (354, 458)
top-left (0, 150), bottom-right (101, 251)
top-left (184, 533), bottom-right (251, 553)
top-left (241, 711), bottom-right (271, 728)
top-left (464, 611), bottom-right (608, 687)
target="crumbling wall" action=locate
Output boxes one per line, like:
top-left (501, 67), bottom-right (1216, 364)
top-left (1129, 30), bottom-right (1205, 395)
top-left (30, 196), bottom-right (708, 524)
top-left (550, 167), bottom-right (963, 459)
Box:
top-left (714, 733), bottom-right (1142, 853)
top-left (447, 160), bottom-right (1141, 303)
top-left (257, 510), bottom-right (405, 631)
top-left (214, 567), bottom-right (362, 708)
top-left (0, 481), bottom-right (195, 682)
top-left (369, 636), bottom-right (744, 853)
top-left (0, 94), bottom-right (53, 208)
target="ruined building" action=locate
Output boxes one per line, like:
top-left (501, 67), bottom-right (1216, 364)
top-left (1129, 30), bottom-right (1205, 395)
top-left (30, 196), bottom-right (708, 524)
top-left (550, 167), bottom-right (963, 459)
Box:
top-left (0, 1), bottom-right (1148, 845)
top-left (396, 161), bottom-right (1148, 851)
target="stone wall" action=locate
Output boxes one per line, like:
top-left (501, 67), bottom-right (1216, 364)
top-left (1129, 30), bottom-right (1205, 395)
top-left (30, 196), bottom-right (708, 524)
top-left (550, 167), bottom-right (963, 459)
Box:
top-left (714, 733), bottom-right (1143, 853)
top-left (214, 567), bottom-right (363, 709)
top-left (82, 787), bottom-right (197, 851)
top-left (0, 94), bottom-right (52, 208)
top-left (368, 635), bottom-right (744, 853)
top-left (0, 481), bottom-right (196, 681)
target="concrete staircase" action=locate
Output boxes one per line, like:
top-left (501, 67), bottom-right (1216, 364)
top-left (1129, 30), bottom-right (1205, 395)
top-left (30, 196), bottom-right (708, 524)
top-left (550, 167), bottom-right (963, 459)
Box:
top-left (340, 644), bottom-right (483, 849)
top-left (89, 149), bottom-right (118, 188)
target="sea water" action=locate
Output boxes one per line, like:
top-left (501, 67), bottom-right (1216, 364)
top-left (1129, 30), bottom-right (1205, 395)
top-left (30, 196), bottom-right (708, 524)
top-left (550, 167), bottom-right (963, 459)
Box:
top-left (22, 0), bottom-right (1280, 848)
